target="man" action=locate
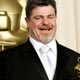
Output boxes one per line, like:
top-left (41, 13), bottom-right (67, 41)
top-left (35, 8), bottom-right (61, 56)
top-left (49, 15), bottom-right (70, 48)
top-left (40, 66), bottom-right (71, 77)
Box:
top-left (0, 0), bottom-right (80, 80)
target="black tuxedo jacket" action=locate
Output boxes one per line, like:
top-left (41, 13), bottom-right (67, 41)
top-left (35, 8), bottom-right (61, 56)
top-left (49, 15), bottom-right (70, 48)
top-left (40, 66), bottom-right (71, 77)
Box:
top-left (0, 39), bottom-right (80, 80)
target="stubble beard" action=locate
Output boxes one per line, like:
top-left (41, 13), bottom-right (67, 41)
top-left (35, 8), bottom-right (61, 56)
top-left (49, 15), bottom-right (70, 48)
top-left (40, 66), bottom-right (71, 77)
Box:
top-left (38, 34), bottom-right (54, 44)
top-left (30, 28), bottom-right (55, 44)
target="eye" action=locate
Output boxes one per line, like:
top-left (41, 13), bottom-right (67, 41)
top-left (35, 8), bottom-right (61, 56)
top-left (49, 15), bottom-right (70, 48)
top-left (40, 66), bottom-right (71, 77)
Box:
top-left (48, 15), bottom-right (55, 19)
top-left (34, 16), bottom-right (42, 20)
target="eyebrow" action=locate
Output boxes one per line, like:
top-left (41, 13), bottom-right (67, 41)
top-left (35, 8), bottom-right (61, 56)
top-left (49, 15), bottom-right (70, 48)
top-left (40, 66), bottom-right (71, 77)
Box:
top-left (34, 14), bottom-right (55, 17)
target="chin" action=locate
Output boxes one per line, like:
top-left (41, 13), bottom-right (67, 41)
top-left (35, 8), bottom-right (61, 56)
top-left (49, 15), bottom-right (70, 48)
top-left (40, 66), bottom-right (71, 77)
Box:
top-left (39, 36), bottom-right (53, 44)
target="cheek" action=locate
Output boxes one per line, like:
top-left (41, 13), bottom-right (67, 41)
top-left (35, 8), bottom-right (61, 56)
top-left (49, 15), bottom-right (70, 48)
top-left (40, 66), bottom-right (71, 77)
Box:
top-left (51, 19), bottom-right (56, 25)
top-left (29, 23), bottom-right (38, 31)
top-left (32, 22), bottom-right (41, 29)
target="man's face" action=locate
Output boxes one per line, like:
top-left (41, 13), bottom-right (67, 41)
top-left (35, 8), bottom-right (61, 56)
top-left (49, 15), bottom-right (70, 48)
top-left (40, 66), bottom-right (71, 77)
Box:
top-left (25, 5), bottom-right (57, 44)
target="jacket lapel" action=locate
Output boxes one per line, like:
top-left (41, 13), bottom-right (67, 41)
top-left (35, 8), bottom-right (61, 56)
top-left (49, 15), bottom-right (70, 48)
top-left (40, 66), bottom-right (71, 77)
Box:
top-left (53, 42), bottom-right (68, 80)
top-left (22, 40), bottom-right (68, 80)
top-left (22, 39), bottom-right (49, 80)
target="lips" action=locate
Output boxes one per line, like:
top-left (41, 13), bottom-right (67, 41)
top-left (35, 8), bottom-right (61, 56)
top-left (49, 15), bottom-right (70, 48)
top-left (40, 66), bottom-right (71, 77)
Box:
top-left (39, 28), bottom-right (52, 31)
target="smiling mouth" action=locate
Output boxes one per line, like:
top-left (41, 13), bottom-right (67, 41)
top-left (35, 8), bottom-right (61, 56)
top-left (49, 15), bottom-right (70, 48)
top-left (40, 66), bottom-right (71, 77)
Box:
top-left (39, 28), bottom-right (52, 31)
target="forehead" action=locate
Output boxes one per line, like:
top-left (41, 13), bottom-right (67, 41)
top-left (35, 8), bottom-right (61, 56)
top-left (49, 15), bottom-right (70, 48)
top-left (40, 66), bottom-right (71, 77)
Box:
top-left (31, 5), bottom-right (55, 16)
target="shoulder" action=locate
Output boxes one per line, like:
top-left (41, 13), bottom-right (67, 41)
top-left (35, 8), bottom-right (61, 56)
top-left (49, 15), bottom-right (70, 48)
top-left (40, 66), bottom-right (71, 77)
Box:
top-left (57, 42), bottom-right (80, 57)
top-left (0, 40), bottom-right (28, 55)
top-left (0, 39), bottom-right (34, 57)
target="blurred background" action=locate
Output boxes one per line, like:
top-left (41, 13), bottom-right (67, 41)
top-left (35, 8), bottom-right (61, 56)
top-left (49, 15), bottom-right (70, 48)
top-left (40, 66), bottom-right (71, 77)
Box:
top-left (56, 0), bottom-right (80, 53)
top-left (0, 0), bottom-right (80, 53)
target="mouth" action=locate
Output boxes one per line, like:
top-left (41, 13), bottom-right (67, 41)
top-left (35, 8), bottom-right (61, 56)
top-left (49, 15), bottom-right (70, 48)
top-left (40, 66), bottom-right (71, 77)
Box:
top-left (39, 28), bottom-right (52, 31)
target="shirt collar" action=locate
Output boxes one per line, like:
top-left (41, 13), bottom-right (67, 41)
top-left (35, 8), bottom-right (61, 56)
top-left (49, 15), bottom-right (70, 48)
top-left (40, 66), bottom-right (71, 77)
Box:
top-left (47, 39), bottom-right (57, 55)
top-left (29, 37), bottom-right (57, 55)
top-left (29, 37), bottom-right (43, 51)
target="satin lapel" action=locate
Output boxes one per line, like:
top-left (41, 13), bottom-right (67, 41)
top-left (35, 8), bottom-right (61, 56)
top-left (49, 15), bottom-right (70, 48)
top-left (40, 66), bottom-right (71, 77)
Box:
top-left (53, 42), bottom-right (68, 80)
top-left (22, 39), bottom-right (49, 80)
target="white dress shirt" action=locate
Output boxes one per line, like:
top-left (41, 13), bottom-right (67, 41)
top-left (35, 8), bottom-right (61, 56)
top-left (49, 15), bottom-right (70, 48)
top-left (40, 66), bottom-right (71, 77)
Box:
top-left (29, 37), bottom-right (57, 80)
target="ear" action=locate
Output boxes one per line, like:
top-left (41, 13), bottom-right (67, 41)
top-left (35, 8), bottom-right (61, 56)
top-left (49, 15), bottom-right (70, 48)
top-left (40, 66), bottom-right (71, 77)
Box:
top-left (25, 17), bottom-right (29, 24)
top-left (25, 17), bottom-right (30, 27)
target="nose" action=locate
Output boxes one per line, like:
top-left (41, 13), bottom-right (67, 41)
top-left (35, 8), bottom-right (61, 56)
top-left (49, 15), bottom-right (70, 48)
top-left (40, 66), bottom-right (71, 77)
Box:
top-left (42, 18), bottom-right (49, 26)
